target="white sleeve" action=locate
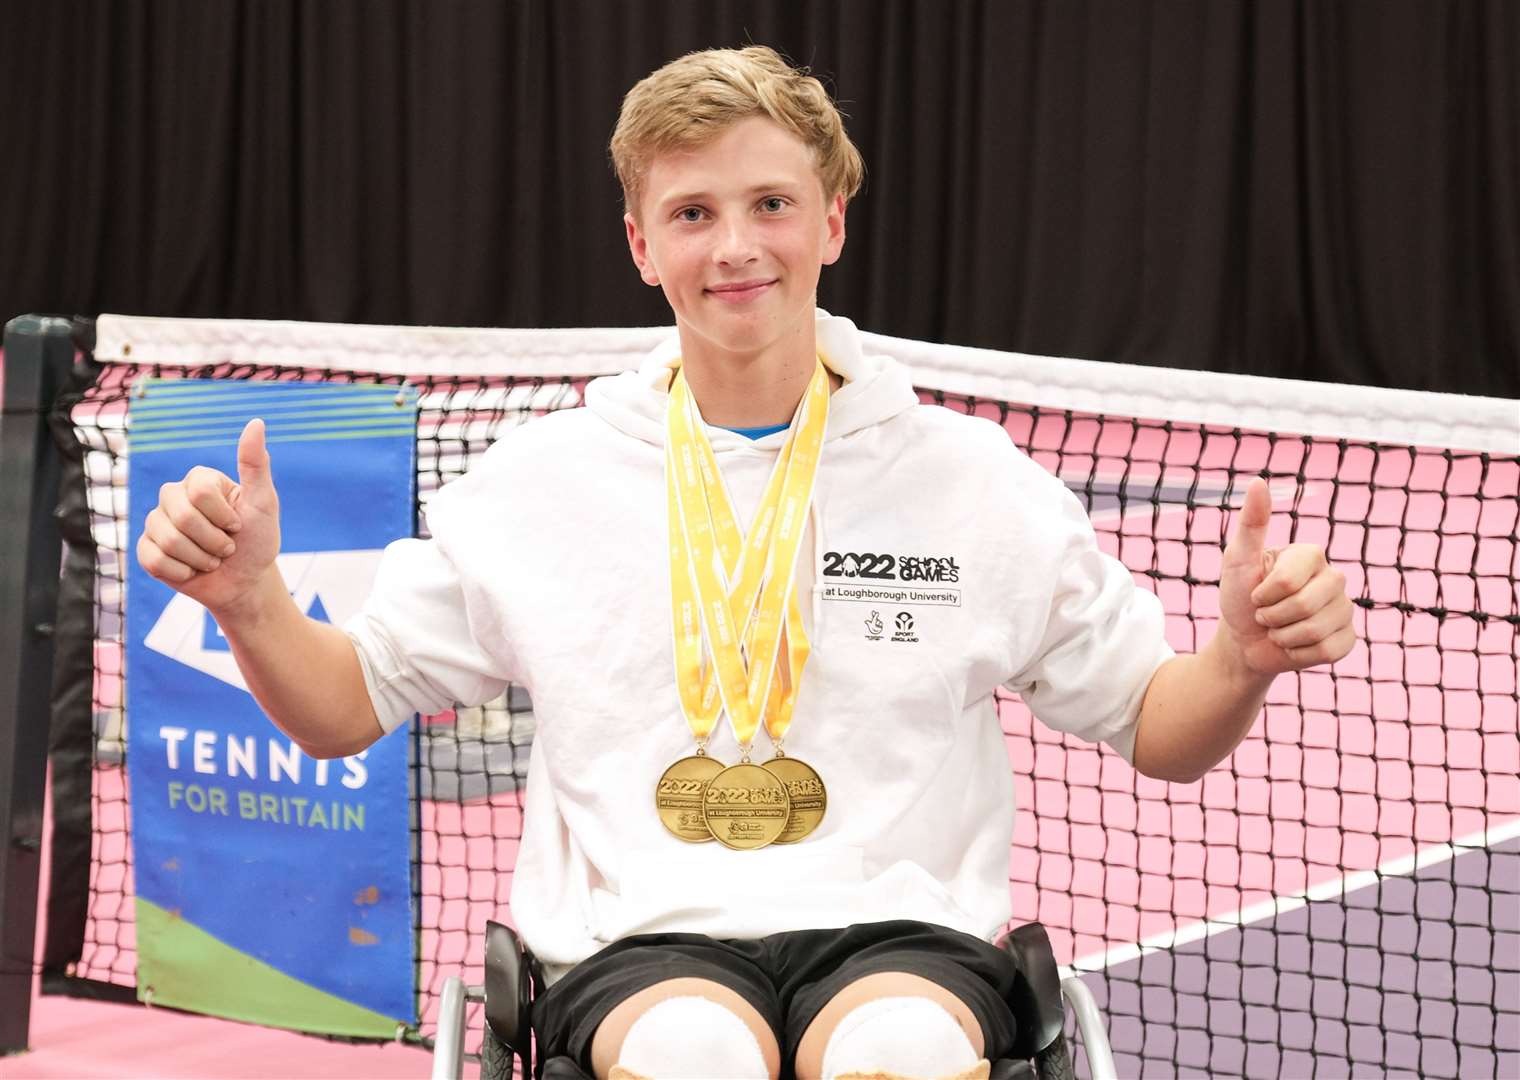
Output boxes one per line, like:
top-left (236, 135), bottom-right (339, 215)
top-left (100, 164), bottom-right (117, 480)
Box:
top-left (1002, 466), bottom-right (1174, 764)
top-left (343, 533), bottom-right (514, 735)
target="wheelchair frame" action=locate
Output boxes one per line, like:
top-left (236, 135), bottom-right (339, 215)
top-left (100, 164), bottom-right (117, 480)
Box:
top-left (431, 921), bottom-right (1117, 1080)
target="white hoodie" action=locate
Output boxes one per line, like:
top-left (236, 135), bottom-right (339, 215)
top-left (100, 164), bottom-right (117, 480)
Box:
top-left (346, 312), bottom-right (1172, 977)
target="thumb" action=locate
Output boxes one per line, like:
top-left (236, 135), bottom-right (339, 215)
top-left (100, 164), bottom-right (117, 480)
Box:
top-left (236, 418), bottom-right (273, 492)
top-left (1227, 476), bottom-right (1272, 564)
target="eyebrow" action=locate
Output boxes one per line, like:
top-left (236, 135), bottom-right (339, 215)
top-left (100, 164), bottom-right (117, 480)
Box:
top-left (657, 181), bottom-right (804, 208)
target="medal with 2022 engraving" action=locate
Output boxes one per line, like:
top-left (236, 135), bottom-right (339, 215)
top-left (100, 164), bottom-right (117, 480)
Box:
top-left (659, 359), bottom-right (832, 848)
top-left (762, 753), bottom-right (827, 844)
top-left (703, 762), bottom-right (791, 850)
top-left (655, 753), bottom-right (726, 843)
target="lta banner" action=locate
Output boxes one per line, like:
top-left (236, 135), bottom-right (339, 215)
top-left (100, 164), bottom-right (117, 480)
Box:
top-left (126, 379), bottom-right (418, 1037)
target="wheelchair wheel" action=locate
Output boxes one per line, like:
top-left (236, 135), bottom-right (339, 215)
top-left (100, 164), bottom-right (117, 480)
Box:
top-left (479, 1024), bottom-right (515, 1080)
top-left (1035, 1032), bottom-right (1076, 1080)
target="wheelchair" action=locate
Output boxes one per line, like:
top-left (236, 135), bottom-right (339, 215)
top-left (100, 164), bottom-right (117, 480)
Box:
top-left (432, 921), bottom-right (1118, 1080)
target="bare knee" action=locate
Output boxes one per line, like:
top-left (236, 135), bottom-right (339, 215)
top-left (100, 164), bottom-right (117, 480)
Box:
top-left (589, 976), bottom-right (781, 1079)
top-left (793, 971), bottom-right (984, 1080)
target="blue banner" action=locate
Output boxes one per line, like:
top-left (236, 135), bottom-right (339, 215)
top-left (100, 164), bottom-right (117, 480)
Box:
top-left (126, 379), bottom-right (417, 1037)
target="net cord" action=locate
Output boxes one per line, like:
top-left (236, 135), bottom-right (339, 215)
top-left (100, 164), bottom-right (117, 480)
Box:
top-left (92, 313), bottom-right (1518, 454)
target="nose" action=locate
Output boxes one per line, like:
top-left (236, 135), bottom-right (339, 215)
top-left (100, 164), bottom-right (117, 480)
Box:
top-left (711, 215), bottom-right (760, 267)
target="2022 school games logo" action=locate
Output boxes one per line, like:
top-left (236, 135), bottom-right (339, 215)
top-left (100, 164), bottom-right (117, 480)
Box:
top-left (822, 549), bottom-right (963, 625)
top-left (827, 549), bottom-right (957, 644)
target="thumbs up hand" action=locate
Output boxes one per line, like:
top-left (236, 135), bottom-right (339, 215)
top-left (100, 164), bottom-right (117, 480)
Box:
top-left (136, 418), bottom-right (283, 614)
top-left (1218, 477), bottom-right (1356, 675)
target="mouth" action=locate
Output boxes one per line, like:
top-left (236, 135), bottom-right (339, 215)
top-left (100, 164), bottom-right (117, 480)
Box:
top-left (705, 279), bottom-right (778, 303)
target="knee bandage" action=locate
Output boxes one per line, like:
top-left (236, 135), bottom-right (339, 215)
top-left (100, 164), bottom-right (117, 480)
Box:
top-left (820, 996), bottom-right (984, 1080)
top-left (612, 995), bottom-right (770, 1080)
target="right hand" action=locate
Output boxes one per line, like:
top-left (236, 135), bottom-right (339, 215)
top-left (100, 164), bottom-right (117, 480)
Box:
top-left (136, 418), bottom-right (282, 614)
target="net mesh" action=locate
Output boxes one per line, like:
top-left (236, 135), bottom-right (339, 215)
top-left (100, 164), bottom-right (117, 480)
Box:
top-left (51, 334), bottom-right (1518, 1077)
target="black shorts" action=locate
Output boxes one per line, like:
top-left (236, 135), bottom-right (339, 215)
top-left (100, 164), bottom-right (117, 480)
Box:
top-left (531, 919), bottom-right (1021, 1075)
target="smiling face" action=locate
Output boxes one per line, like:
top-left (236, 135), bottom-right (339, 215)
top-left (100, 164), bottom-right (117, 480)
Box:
top-left (625, 115), bottom-right (847, 369)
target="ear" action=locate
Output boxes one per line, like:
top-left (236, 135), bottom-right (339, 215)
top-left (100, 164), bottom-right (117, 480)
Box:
top-left (624, 212), bottom-right (662, 287)
top-left (821, 192), bottom-right (847, 266)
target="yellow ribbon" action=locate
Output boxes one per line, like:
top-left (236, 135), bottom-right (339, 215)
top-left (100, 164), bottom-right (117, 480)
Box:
top-left (666, 360), bottom-right (830, 755)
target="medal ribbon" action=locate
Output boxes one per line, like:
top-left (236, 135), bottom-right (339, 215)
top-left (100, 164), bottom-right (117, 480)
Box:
top-left (683, 369), bottom-right (822, 747)
top-left (666, 360), bottom-right (830, 752)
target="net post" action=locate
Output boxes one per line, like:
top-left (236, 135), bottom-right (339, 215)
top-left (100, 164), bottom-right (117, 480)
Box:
top-left (0, 314), bottom-right (77, 1053)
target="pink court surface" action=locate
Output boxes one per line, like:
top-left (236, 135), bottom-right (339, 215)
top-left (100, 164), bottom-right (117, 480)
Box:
top-left (5, 775), bottom-right (437, 1079)
top-left (4, 986), bottom-right (433, 1079)
top-left (7, 407), bottom-right (1517, 1077)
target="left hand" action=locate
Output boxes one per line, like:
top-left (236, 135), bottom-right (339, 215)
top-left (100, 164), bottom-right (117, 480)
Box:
top-left (1218, 477), bottom-right (1357, 675)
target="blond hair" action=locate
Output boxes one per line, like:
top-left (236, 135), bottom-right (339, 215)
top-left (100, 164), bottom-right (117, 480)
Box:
top-left (610, 46), bottom-right (865, 216)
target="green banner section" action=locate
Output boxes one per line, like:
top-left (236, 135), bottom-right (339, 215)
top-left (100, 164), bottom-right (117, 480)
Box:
top-left (134, 898), bottom-right (404, 1039)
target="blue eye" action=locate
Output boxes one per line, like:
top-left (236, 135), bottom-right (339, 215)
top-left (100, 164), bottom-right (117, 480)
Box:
top-left (678, 207), bottom-right (704, 223)
top-left (761, 197), bottom-right (786, 212)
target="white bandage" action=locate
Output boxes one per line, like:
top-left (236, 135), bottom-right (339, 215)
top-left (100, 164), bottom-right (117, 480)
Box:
top-left (820, 996), bottom-right (979, 1079)
top-left (615, 995), bottom-right (770, 1079)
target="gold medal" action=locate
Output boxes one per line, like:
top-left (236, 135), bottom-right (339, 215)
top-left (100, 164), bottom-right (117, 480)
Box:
top-left (763, 755), bottom-right (827, 844)
top-left (702, 762), bottom-right (791, 850)
top-left (655, 754), bottom-right (726, 842)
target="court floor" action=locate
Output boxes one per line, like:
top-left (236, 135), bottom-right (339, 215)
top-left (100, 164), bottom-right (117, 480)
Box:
top-left (2, 986), bottom-right (433, 1079)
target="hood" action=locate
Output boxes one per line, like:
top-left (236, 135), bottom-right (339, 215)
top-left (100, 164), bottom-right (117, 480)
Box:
top-left (584, 310), bottom-right (919, 448)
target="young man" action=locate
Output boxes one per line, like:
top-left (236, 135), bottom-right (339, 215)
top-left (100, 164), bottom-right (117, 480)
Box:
top-left (137, 46), bottom-right (1355, 1080)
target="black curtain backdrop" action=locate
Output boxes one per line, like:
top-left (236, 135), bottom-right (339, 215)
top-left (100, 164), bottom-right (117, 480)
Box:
top-left (2, 1), bottom-right (1516, 397)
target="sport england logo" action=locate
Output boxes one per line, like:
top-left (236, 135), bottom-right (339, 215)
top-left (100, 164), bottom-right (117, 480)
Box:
top-left (864, 611), bottom-right (885, 640)
top-left (895, 612), bottom-right (914, 631)
top-left (143, 550), bottom-right (384, 692)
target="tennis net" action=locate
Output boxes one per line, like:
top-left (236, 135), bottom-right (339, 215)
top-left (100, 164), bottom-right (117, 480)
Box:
top-left (41, 314), bottom-right (1519, 1077)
